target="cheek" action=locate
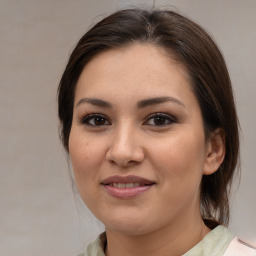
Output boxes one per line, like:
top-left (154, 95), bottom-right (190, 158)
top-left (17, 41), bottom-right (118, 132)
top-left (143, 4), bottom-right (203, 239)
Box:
top-left (68, 130), bottom-right (103, 193)
top-left (150, 133), bottom-right (206, 184)
top-left (69, 127), bottom-right (105, 168)
top-left (153, 135), bottom-right (206, 212)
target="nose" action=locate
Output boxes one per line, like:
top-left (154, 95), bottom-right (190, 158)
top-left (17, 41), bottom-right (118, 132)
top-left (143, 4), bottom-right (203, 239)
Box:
top-left (106, 125), bottom-right (145, 167)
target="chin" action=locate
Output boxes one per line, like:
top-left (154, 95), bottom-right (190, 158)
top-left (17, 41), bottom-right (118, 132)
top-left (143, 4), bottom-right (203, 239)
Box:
top-left (100, 212), bottom-right (159, 236)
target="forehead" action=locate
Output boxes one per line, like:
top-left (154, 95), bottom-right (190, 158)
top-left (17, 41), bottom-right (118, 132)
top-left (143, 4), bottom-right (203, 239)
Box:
top-left (75, 44), bottom-right (193, 104)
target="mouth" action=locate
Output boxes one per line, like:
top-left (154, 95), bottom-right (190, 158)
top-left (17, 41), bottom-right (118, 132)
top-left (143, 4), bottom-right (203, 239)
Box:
top-left (101, 175), bottom-right (155, 199)
top-left (108, 182), bottom-right (146, 188)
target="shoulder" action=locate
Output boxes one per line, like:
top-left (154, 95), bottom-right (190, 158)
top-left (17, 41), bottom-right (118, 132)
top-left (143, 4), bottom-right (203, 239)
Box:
top-left (73, 233), bottom-right (106, 256)
top-left (224, 236), bottom-right (256, 256)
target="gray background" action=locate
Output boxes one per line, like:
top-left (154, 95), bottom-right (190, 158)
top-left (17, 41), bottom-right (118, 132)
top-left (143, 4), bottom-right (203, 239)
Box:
top-left (0, 0), bottom-right (255, 255)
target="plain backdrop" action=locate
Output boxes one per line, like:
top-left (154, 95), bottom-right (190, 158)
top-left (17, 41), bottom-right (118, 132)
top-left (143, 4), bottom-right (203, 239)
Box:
top-left (0, 0), bottom-right (255, 255)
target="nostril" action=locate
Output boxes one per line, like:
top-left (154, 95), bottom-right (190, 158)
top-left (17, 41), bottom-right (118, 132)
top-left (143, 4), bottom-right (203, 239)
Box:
top-left (107, 158), bottom-right (140, 168)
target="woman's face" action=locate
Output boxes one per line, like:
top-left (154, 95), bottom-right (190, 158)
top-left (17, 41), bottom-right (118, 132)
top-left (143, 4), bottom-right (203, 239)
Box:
top-left (69, 44), bottom-right (213, 235)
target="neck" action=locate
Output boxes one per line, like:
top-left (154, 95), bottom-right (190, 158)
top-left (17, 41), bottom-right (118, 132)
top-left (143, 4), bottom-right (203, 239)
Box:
top-left (105, 214), bottom-right (211, 256)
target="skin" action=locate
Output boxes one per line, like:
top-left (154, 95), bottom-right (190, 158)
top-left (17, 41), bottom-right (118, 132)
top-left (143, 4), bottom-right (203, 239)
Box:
top-left (69, 44), bottom-right (225, 256)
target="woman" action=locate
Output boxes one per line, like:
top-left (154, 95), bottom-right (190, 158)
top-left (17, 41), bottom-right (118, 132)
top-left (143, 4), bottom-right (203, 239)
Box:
top-left (58, 8), bottom-right (256, 256)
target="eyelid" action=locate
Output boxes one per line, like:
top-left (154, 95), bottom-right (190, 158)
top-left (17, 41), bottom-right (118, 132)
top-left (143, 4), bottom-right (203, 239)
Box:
top-left (143, 112), bottom-right (176, 126)
top-left (78, 112), bottom-right (176, 127)
top-left (79, 113), bottom-right (111, 126)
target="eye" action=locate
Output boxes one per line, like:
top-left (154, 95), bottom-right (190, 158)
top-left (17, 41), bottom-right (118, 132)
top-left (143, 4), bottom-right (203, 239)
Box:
top-left (80, 114), bottom-right (111, 126)
top-left (144, 113), bottom-right (176, 126)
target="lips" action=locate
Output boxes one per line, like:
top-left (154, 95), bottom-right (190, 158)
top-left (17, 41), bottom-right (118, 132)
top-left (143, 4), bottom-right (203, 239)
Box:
top-left (101, 175), bottom-right (155, 199)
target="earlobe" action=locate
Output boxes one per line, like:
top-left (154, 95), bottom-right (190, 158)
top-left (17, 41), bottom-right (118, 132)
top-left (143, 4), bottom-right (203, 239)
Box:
top-left (203, 128), bottom-right (226, 175)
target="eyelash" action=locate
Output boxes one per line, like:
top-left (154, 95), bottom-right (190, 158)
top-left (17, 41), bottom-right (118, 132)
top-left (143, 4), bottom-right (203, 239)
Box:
top-left (79, 113), bottom-right (176, 127)
top-left (80, 114), bottom-right (111, 126)
top-left (144, 113), bottom-right (176, 126)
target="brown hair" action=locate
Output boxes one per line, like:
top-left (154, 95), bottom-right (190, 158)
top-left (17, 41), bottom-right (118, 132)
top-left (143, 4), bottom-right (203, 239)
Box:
top-left (58, 8), bottom-right (240, 226)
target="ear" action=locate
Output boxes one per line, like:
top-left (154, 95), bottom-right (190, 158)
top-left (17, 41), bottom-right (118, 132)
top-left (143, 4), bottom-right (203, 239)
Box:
top-left (203, 128), bottom-right (226, 175)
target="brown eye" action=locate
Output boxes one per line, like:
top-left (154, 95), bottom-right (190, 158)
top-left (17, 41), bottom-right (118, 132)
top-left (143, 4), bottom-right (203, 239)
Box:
top-left (93, 116), bottom-right (107, 126)
top-left (153, 116), bottom-right (168, 126)
top-left (145, 113), bottom-right (175, 126)
top-left (81, 114), bottom-right (111, 126)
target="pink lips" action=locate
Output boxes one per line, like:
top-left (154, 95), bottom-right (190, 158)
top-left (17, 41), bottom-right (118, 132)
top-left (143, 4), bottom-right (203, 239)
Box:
top-left (101, 175), bottom-right (155, 199)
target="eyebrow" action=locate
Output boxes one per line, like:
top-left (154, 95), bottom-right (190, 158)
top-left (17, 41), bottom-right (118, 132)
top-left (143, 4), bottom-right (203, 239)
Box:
top-left (137, 96), bottom-right (185, 109)
top-left (75, 98), bottom-right (112, 108)
top-left (75, 96), bottom-right (185, 109)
